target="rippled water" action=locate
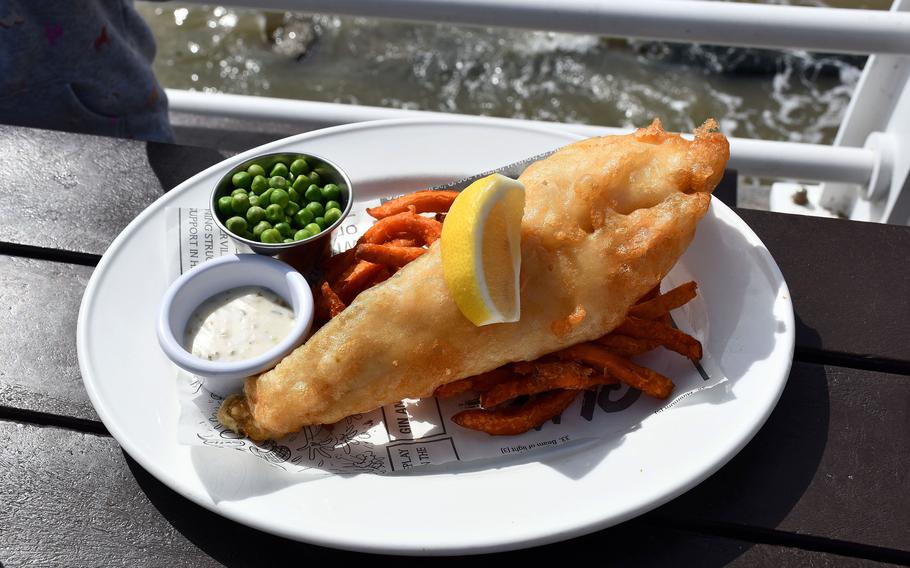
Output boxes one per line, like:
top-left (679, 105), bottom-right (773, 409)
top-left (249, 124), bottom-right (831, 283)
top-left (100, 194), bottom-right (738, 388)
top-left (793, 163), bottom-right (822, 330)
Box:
top-left (136, 0), bottom-right (890, 144)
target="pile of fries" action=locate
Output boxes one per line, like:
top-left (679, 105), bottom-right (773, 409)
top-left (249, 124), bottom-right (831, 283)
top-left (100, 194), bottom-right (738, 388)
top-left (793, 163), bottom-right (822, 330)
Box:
top-left (314, 190), bottom-right (459, 321)
top-left (314, 190), bottom-right (703, 436)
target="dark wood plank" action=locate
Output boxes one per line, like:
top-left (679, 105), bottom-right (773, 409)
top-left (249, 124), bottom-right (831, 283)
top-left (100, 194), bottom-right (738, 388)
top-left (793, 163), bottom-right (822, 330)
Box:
top-left (0, 124), bottom-right (226, 256)
top-left (0, 421), bottom-right (218, 568)
top-left (738, 209), bottom-right (910, 371)
top-left (658, 362), bottom-right (910, 554)
top-left (0, 420), bottom-right (895, 567)
top-left (1, 252), bottom-right (906, 552)
top-left (0, 255), bottom-right (97, 421)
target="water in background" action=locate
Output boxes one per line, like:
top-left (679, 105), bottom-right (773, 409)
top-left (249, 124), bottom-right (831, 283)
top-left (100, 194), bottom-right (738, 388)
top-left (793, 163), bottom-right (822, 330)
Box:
top-left (136, 1), bottom-right (891, 144)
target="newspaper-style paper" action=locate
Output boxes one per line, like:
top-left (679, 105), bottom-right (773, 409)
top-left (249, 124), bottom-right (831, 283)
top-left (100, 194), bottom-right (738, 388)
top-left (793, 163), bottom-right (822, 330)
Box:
top-left (168, 185), bottom-right (725, 476)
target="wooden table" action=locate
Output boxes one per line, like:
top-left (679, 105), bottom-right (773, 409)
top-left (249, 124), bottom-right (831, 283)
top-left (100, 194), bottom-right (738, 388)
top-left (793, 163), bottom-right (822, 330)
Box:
top-left (1, 124), bottom-right (908, 566)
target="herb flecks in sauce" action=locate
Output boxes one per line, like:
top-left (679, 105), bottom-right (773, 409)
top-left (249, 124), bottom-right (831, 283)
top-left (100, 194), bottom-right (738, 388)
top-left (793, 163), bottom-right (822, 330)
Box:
top-left (185, 286), bottom-right (295, 362)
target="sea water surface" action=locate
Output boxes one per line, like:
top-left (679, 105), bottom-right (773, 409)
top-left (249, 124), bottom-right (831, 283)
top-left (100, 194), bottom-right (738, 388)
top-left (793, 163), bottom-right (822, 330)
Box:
top-left (137, 0), bottom-right (890, 145)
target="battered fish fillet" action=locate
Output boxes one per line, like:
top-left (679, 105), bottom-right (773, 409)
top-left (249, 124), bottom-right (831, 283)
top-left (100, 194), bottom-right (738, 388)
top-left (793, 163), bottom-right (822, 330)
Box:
top-left (219, 119), bottom-right (729, 441)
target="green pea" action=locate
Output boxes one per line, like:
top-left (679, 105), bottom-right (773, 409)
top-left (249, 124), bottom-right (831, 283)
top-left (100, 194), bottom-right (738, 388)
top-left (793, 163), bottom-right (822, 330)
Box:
top-left (325, 200), bottom-right (341, 211)
top-left (283, 238), bottom-right (294, 243)
top-left (232, 171), bottom-right (252, 189)
top-left (265, 204), bottom-right (285, 224)
top-left (243, 231), bottom-right (256, 241)
top-left (217, 196), bottom-right (234, 217)
top-left (284, 201), bottom-right (300, 217)
top-left (260, 228), bottom-right (282, 244)
top-left (270, 188), bottom-right (290, 208)
top-left (292, 175), bottom-right (310, 192)
top-left (324, 208), bottom-right (342, 225)
top-left (287, 172), bottom-right (296, 183)
top-left (274, 222), bottom-right (292, 238)
top-left (270, 163), bottom-right (289, 178)
top-left (290, 158), bottom-right (309, 176)
top-left (225, 216), bottom-right (247, 235)
top-left (250, 175), bottom-right (268, 194)
top-left (305, 201), bottom-right (324, 218)
top-left (246, 206), bottom-right (265, 224)
top-left (294, 208), bottom-right (314, 227)
top-left (247, 164), bottom-right (266, 178)
top-left (303, 184), bottom-right (322, 202)
top-left (304, 222), bottom-right (322, 235)
top-left (259, 188), bottom-right (273, 205)
top-left (322, 183), bottom-right (341, 201)
top-left (314, 216), bottom-right (327, 230)
top-left (293, 228), bottom-right (312, 241)
top-left (248, 194), bottom-right (260, 208)
top-left (287, 187), bottom-right (301, 204)
top-left (304, 184), bottom-right (323, 203)
top-left (231, 193), bottom-right (250, 215)
top-left (231, 188), bottom-right (248, 197)
top-left (252, 220), bottom-right (272, 238)
top-left (308, 171), bottom-right (321, 185)
top-left (269, 176), bottom-right (288, 189)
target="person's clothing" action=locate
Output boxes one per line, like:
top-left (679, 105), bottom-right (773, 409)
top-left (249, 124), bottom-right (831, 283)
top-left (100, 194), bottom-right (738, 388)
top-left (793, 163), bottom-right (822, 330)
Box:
top-left (0, 0), bottom-right (173, 142)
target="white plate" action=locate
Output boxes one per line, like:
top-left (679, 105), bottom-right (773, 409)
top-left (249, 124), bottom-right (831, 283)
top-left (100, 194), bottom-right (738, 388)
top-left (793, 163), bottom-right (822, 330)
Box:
top-left (78, 118), bottom-right (794, 555)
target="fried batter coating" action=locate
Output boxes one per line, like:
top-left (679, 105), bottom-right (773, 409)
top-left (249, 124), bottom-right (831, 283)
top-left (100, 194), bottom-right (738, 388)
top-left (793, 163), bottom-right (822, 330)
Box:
top-left (220, 119), bottom-right (729, 441)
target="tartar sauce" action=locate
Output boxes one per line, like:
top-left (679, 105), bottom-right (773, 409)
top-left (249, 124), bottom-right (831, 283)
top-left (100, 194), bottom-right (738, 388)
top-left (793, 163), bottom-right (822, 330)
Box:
top-left (185, 286), bottom-right (295, 362)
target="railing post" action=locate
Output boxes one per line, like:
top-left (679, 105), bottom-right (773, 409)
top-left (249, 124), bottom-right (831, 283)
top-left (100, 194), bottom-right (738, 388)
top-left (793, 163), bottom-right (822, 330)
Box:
top-left (817, 0), bottom-right (910, 223)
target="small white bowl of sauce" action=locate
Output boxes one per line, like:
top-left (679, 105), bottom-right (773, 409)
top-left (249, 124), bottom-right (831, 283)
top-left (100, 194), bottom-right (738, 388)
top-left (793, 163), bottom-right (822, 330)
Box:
top-left (157, 254), bottom-right (314, 398)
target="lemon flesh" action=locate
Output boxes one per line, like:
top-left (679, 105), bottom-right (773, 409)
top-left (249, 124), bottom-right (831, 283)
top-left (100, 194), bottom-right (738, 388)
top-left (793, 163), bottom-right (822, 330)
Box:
top-left (441, 174), bottom-right (525, 326)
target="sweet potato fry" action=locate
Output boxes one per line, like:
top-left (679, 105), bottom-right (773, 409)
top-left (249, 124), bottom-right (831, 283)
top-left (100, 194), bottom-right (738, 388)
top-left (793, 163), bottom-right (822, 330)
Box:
top-left (359, 211), bottom-right (442, 246)
top-left (628, 281), bottom-right (698, 320)
top-left (480, 361), bottom-right (614, 408)
top-left (355, 243), bottom-right (427, 268)
top-left (433, 366), bottom-right (514, 399)
top-left (615, 317), bottom-right (703, 361)
top-left (637, 283), bottom-right (662, 304)
top-left (452, 389), bottom-right (579, 436)
top-left (370, 266), bottom-right (392, 287)
top-left (319, 281), bottom-right (346, 318)
top-left (387, 238), bottom-right (420, 247)
top-left (366, 190), bottom-right (460, 219)
top-left (334, 260), bottom-right (388, 303)
top-left (322, 248), bottom-right (358, 283)
top-left (595, 334), bottom-right (661, 358)
top-left (558, 343), bottom-right (674, 399)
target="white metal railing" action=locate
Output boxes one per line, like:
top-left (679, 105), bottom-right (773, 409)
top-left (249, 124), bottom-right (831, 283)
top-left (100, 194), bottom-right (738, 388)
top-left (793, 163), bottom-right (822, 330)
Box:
top-left (175, 0), bottom-right (910, 55)
top-left (163, 0), bottom-right (910, 223)
top-left (167, 89), bottom-right (877, 186)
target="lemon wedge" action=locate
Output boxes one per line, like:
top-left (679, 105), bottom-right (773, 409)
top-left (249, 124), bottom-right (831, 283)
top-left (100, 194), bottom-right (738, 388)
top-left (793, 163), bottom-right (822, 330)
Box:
top-left (441, 173), bottom-right (525, 326)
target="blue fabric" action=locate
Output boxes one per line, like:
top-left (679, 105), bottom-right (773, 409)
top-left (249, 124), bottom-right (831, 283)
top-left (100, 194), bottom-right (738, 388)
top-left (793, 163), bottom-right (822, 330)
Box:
top-left (0, 0), bottom-right (173, 142)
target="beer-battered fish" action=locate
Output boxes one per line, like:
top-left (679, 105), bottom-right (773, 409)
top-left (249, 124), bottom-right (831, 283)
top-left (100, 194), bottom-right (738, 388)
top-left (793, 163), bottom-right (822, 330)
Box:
top-left (219, 119), bottom-right (729, 441)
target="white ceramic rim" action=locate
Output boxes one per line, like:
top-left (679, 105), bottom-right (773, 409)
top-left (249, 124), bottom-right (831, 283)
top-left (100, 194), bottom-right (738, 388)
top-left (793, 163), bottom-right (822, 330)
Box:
top-left (77, 117), bottom-right (794, 555)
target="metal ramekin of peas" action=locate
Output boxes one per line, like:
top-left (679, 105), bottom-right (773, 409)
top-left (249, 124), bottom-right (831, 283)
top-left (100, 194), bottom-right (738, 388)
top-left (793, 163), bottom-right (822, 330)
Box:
top-left (211, 152), bottom-right (353, 256)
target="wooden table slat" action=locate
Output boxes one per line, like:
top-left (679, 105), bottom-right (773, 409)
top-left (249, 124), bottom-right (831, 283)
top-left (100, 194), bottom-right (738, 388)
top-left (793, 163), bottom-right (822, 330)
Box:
top-left (738, 209), bottom-right (910, 371)
top-left (0, 255), bottom-right (97, 421)
top-left (0, 421), bottom-right (898, 567)
top-left (657, 362), bottom-right (910, 552)
top-left (0, 124), bottom-right (226, 256)
top-left (3, 281), bottom-right (907, 557)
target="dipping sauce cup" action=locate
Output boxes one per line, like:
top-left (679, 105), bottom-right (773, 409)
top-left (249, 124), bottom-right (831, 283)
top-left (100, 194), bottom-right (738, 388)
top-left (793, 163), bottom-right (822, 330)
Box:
top-left (157, 254), bottom-right (314, 398)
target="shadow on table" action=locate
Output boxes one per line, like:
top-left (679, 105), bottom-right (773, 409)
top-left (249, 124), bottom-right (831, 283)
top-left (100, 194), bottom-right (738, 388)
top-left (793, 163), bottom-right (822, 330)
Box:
top-left (127, 333), bottom-right (828, 566)
top-left (146, 142), bottom-right (229, 194)
top-left (128, 449), bottom-right (788, 565)
top-left (651, 314), bottom-right (830, 558)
